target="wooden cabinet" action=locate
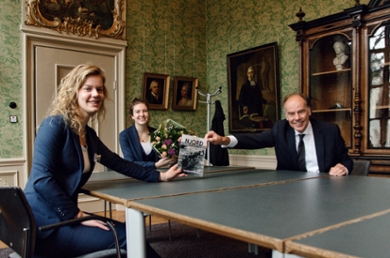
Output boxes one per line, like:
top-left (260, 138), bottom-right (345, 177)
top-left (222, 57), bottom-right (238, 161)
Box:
top-left (289, 0), bottom-right (390, 176)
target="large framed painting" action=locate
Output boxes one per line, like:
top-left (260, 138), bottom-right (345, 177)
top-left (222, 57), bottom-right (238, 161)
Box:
top-left (143, 72), bottom-right (170, 110)
top-left (227, 42), bottom-right (280, 133)
top-left (25, 0), bottom-right (125, 39)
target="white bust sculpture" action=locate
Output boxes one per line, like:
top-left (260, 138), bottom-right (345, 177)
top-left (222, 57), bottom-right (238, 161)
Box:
top-left (333, 41), bottom-right (349, 70)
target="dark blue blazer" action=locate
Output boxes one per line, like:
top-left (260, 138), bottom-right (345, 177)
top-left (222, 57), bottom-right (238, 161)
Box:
top-left (24, 116), bottom-right (160, 238)
top-left (234, 117), bottom-right (353, 173)
top-left (119, 125), bottom-right (159, 168)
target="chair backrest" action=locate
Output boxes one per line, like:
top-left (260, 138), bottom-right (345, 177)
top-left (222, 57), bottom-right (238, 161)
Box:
top-left (0, 187), bottom-right (36, 258)
top-left (350, 159), bottom-right (371, 176)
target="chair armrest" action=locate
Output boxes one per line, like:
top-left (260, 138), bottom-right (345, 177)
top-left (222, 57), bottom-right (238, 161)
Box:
top-left (38, 214), bottom-right (108, 231)
top-left (39, 215), bottom-right (122, 258)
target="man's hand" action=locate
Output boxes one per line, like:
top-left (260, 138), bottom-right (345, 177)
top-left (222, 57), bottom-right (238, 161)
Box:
top-left (204, 130), bottom-right (230, 145)
top-left (159, 164), bottom-right (187, 182)
top-left (329, 163), bottom-right (348, 176)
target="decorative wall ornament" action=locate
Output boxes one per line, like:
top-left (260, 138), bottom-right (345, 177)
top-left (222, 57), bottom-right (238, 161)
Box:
top-left (25, 0), bottom-right (126, 39)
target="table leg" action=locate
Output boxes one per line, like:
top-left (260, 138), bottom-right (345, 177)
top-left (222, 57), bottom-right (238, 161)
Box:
top-left (125, 208), bottom-right (146, 258)
top-left (272, 250), bottom-right (302, 258)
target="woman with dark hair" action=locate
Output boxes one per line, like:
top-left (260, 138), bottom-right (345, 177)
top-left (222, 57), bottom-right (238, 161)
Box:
top-left (120, 98), bottom-right (176, 168)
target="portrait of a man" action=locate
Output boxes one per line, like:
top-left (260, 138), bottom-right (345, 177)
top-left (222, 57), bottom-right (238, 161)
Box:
top-left (143, 73), bottom-right (170, 110)
top-left (147, 80), bottom-right (162, 104)
top-left (227, 42), bottom-right (280, 133)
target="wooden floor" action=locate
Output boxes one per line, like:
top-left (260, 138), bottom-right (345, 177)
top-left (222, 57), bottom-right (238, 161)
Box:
top-left (0, 211), bottom-right (168, 250)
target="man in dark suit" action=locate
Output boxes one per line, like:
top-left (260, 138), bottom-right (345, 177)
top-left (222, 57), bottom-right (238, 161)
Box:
top-left (205, 93), bottom-right (352, 176)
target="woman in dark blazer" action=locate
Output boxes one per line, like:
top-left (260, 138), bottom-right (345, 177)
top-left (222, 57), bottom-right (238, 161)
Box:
top-left (23, 64), bottom-right (185, 258)
top-left (119, 98), bottom-right (176, 168)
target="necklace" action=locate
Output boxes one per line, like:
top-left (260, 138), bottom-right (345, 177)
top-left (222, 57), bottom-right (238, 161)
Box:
top-left (139, 133), bottom-right (149, 142)
top-left (79, 131), bottom-right (87, 148)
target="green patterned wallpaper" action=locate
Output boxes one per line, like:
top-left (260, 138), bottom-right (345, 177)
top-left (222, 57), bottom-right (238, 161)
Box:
top-left (0, 0), bottom-right (369, 159)
top-left (0, 0), bottom-right (22, 158)
top-left (125, 0), bottom-right (207, 137)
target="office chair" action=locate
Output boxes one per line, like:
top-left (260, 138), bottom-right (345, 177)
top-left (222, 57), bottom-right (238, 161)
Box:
top-left (350, 159), bottom-right (370, 176)
top-left (0, 186), bottom-right (126, 258)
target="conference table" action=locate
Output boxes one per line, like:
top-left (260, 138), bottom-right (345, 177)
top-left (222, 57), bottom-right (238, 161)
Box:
top-left (82, 168), bottom-right (390, 258)
top-left (284, 210), bottom-right (390, 257)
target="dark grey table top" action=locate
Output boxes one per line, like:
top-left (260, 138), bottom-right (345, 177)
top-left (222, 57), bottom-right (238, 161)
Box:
top-left (88, 165), bottom-right (255, 182)
top-left (131, 175), bottom-right (390, 252)
top-left (82, 169), bottom-right (324, 203)
top-left (285, 210), bottom-right (390, 258)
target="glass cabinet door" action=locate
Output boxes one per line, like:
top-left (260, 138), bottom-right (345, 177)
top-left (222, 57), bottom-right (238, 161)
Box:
top-left (309, 34), bottom-right (352, 147)
top-left (368, 25), bottom-right (390, 148)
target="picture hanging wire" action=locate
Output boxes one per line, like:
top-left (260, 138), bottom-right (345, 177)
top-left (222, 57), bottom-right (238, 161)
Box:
top-left (197, 86), bottom-right (222, 166)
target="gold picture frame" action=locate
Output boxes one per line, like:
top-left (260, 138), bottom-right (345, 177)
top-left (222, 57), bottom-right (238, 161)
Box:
top-left (143, 73), bottom-right (170, 110)
top-left (25, 0), bottom-right (126, 39)
top-left (227, 42), bottom-right (280, 133)
top-left (172, 76), bottom-right (198, 111)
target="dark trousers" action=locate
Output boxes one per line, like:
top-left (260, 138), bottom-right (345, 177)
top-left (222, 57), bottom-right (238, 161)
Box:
top-left (34, 220), bottom-right (160, 258)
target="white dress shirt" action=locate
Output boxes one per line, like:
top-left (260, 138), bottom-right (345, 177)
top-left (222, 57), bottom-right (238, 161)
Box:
top-left (295, 122), bottom-right (319, 173)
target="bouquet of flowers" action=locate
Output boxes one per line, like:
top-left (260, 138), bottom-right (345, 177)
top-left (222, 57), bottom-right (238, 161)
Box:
top-left (150, 119), bottom-right (194, 158)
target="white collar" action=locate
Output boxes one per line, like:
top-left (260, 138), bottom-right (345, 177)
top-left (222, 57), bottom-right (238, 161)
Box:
top-left (295, 121), bottom-right (313, 136)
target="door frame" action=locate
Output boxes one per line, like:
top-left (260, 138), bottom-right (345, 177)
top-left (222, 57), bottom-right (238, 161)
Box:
top-left (22, 30), bottom-right (127, 187)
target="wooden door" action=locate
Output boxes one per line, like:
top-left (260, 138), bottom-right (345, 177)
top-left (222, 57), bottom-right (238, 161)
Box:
top-left (34, 46), bottom-right (117, 172)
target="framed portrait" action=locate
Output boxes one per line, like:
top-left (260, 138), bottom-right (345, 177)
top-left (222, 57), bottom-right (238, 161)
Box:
top-left (25, 0), bottom-right (125, 39)
top-left (227, 42), bottom-right (281, 133)
top-left (143, 73), bottom-right (170, 110)
top-left (172, 76), bottom-right (198, 111)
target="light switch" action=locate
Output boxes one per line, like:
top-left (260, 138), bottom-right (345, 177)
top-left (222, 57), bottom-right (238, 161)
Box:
top-left (10, 115), bottom-right (18, 123)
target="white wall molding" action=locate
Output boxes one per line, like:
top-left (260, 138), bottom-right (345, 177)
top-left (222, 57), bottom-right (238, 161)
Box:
top-left (0, 169), bottom-right (20, 187)
top-left (0, 158), bottom-right (26, 166)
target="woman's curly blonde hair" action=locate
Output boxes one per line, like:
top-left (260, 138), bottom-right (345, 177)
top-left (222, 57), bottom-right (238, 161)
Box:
top-left (47, 63), bottom-right (108, 134)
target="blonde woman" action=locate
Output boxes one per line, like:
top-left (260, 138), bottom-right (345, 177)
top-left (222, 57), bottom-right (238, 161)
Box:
top-left (24, 63), bottom-right (184, 258)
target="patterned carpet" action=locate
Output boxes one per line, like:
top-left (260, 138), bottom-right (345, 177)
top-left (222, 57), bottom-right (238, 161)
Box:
top-left (147, 222), bottom-right (272, 258)
top-left (0, 247), bottom-right (12, 258)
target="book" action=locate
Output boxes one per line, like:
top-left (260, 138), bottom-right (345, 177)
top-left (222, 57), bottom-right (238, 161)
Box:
top-left (177, 134), bottom-right (207, 176)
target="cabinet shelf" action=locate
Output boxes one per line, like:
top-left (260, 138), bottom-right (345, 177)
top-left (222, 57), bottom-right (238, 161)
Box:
top-left (312, 68), bottom-right (351, 76)
top-left (374, 105), bottom-right (390, 110)
top-left (313, 108), bottom-right (351, 113)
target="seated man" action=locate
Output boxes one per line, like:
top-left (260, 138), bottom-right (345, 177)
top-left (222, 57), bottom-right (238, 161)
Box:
top-left (205, 93), bottom-right (352, 175)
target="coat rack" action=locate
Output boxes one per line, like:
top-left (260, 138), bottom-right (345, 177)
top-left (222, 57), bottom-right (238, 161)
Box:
top-left (197, 86), bottom-right (222, 166)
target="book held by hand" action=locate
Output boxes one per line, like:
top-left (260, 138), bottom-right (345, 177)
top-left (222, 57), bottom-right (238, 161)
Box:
top-left (178, 134), bottom-right (207, 176)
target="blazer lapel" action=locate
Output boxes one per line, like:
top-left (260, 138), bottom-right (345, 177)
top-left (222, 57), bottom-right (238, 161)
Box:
top-left (312, 121), bottom-right (325, 172)
top-left (286, 126), bottom-right (299, 169)
top-left (130, 126), bottom-right (145, 158)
